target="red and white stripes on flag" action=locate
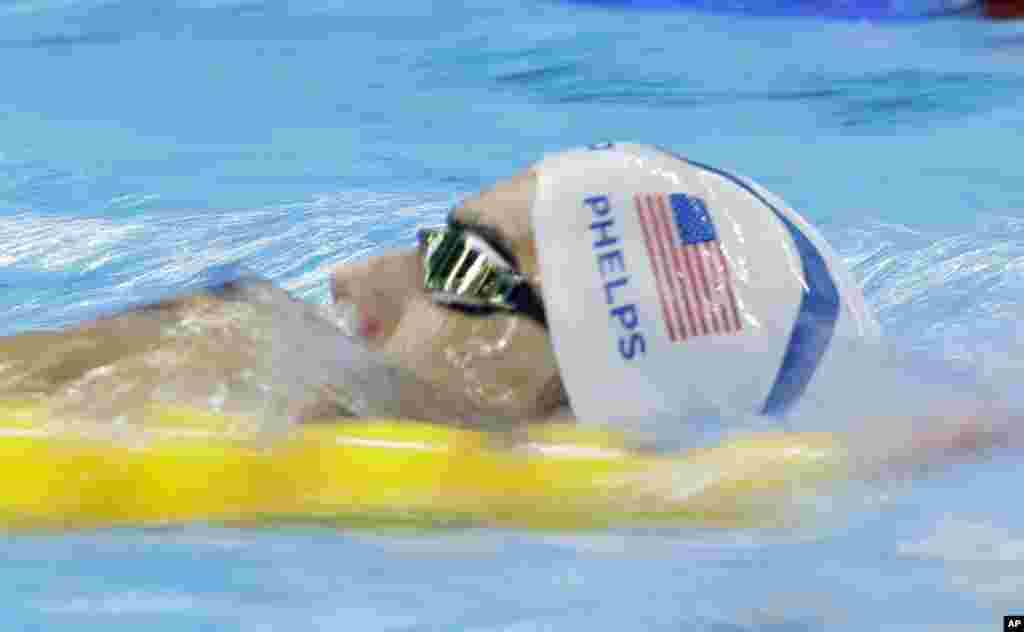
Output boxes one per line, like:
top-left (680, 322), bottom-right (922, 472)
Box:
top-left (635, 193), bottom-right (742, 342)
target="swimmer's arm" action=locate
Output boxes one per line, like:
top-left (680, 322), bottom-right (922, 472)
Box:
top-left (865, 408), bottom-right (1019, 476)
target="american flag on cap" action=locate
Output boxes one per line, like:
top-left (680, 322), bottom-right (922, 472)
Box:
top-left (635, 193), bottom-right (742, 342)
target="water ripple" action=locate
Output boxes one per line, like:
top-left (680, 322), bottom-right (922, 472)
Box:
top-left (830, 215), bottom-right (1024, 367)
top-left (0, 188), bottom-right (462, 334)
top-left (496, 63), bottom-right (1022, 130)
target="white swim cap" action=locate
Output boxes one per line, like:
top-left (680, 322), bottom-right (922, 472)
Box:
top-left (530, 143), bottom-right (878, 423)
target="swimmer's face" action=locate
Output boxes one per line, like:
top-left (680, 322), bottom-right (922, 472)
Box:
top-left (329, 169), bottom-right (565, 422)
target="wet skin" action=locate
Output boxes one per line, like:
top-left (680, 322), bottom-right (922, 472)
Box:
top-left (0, 168), bottom-right (568, 424)
top-left (328, 168), bottom-right (567, 422)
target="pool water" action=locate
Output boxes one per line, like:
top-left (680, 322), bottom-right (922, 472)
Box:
top-left (2, 0), bottom-right (1024, 629)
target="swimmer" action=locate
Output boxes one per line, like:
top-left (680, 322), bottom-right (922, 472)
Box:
top-left (0, 143), bottom-right (1009, 466)
top-left (331, 142), bottom-right (882, 427)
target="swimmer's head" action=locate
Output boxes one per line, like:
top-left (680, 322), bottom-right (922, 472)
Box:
top-left (330, 170), bottom-right (566, 422)
top-left (329, 143), bottom-right (878, 424)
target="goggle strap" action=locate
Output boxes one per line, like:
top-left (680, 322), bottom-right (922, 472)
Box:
top-left (507, 282), bottom-right (548, 329)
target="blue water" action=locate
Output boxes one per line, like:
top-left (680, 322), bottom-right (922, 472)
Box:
top-left (4, 0), bottom-right (1024, 629)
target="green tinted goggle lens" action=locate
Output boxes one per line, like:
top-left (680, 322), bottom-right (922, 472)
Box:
top-left (417, 226), bottom-right (524, 310)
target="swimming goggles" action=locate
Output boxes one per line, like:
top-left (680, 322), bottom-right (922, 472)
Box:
top-left (417, 224), bottom-right (548, 328)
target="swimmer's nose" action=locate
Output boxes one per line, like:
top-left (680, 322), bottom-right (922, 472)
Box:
top-left (328, 300), bottom-right (382, 341)
top-left (329, 251), bottom-right (418, 344)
